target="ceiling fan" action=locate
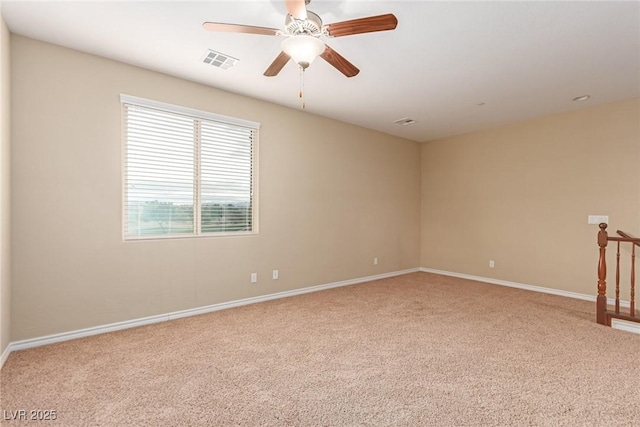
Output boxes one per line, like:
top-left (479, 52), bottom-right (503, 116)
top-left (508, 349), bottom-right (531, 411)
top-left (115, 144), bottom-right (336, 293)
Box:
top-left (202, 0), bottom-right (398, 78)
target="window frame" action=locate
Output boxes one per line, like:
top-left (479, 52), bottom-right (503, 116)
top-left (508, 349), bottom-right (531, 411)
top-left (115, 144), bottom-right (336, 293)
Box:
top-left (121, 94), bottom-right (259, 241)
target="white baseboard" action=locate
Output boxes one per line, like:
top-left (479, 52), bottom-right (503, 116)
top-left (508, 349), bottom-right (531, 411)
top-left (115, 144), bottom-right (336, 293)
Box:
top-left (1, 267), bottom-right (419, 369)
top-left (419, 267), bottom-right (630, 308)
top-left (611, 319), bottom-right (640, 335)
top-left (2, 266), bottom-right (627, 370)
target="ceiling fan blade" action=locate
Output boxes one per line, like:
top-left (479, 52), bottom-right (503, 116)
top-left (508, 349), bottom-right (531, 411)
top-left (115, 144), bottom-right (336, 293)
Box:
top-left (320, 45), bottom-right (360, 78)
top-left (203, 22), bottom-right (281, 37)
top-left (324, 13), bottom-right (398, 38)
top-left (264, 51), bottom-right (291, 77)
top-left (285, 0), bottom-right (307, 20)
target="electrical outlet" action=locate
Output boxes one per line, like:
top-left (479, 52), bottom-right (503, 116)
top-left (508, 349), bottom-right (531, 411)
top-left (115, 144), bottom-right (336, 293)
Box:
top-left (489, 260), bottom-right (495, 268)
top-left (374, 257), bottom-right (379, 265)
top-left (272, 270), bottom-right (279, 280)
top-left (251, 273), bottom-right (257, 283)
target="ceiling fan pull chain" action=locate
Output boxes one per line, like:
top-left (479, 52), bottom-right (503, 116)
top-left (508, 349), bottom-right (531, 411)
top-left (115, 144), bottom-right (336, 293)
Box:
top-left (299, 65), bottom-right (305, 109)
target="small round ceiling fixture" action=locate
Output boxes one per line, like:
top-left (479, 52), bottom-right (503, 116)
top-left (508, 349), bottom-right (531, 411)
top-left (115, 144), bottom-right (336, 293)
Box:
top-left (572, 95), bottom-right (591, 102)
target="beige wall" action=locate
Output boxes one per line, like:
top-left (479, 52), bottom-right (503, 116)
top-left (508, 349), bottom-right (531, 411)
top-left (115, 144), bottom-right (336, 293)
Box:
top-left (421, 98), bottom-right (640, 295)
top-left (1, 14), bottom-right (11, 357)
top-left (10, 36), bottom-right (421, 341)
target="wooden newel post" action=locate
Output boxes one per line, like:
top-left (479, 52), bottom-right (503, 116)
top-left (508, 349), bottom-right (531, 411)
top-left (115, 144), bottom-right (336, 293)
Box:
top-left (597, 223), bottom-right (608, 325)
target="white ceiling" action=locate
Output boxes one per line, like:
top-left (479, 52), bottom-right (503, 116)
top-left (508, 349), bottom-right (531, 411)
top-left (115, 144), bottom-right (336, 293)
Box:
top-left (2, 0), bottom-right (639, 142)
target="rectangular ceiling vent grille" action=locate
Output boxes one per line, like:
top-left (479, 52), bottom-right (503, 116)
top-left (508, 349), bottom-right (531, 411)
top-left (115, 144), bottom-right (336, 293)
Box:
top-left (393, 117), bottom-right (417, 126)
top-left (202, 49), bottom-right (238, 70)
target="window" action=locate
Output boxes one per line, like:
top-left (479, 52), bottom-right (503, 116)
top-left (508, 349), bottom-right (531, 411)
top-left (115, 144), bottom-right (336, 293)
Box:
top-left (121, 95), bottom-right (259, 240)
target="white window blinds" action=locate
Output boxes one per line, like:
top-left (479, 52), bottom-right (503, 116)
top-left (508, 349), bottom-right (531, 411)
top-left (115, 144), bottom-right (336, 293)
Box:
top-left (122, 95), bottom-right (259, 240)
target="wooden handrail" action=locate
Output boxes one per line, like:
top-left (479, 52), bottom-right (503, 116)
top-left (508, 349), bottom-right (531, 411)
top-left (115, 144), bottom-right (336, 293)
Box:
top-left (616, 230), bottom-right (640, 248)
top-left (607, 236), bottom-right (640, 243)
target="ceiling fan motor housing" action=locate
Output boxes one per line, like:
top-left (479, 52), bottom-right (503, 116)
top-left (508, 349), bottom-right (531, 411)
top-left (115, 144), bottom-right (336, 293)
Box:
top-left (285, 11), bottom-right (322, 35)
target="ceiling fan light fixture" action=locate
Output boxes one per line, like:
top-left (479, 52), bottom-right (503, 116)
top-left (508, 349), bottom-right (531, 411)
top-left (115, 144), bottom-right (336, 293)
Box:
top-left (281, 35), bottom-right (325, 69)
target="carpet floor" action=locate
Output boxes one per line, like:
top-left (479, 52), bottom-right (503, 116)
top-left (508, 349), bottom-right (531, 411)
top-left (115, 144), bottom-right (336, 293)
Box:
top-left (1, 272), bottom-right (639, 426)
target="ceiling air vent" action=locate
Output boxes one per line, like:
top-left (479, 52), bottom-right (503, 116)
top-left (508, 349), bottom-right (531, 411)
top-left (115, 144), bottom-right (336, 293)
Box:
top-left (202, 49), bottom-right (238, 70)
top-left (393, 117), bottom-right (417, 126)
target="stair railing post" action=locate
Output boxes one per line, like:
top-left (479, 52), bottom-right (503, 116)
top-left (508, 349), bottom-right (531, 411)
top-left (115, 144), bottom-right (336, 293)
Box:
top-left (597, 223), bottom-right (609, 325)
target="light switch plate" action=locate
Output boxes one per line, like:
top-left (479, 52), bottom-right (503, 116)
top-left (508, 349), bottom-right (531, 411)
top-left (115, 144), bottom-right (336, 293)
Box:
top-left (588, 215), bottom-right (609, 225)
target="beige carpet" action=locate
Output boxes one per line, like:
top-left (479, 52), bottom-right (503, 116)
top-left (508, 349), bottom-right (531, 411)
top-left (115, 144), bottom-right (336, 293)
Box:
top-left (1, 272), bottom-right (639, 426)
